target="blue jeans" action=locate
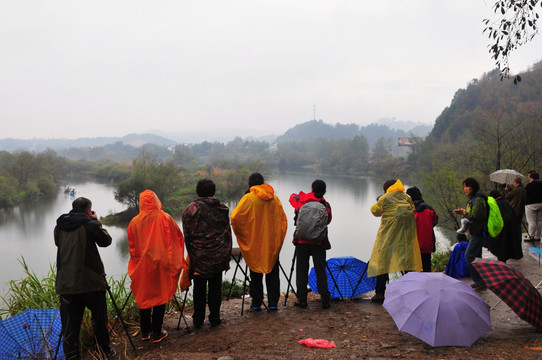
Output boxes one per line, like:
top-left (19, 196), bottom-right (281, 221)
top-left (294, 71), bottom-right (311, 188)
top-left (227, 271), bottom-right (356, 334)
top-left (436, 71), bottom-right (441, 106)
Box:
top-left (465, 234), bottom-right (484, 284)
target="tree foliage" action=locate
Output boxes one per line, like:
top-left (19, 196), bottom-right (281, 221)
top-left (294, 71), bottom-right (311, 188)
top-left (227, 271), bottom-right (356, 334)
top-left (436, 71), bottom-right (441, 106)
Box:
top-left (484, 0), bottom-right (541, 82)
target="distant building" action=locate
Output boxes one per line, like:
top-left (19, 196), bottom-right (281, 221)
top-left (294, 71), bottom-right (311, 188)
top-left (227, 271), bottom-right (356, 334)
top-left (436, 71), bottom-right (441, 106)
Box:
top-left (398, 137), bottom-right (414, 146)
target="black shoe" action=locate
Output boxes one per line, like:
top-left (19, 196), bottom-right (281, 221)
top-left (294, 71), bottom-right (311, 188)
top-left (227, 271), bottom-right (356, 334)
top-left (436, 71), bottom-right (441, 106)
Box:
top-left (141, 331), bottom-right (151, 341)
top-left (371, 293), bottom-right (385, 304)
top-left (294, 301), bottom-right (308, 308)
top-left (471, 282), bottom-right (487, 291)
top-left (104, 348), bottom-right (116, 359)
top-left (210, 319), bottom-right (222, 327)
top-left (193, 322), bottom-right (203, 329)
top-left (153, 330), bottom-right (168, 343)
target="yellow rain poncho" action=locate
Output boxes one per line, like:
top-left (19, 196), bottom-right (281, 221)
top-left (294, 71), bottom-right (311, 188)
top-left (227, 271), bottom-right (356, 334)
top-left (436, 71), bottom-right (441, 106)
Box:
top-left (127, 190), bottom-right (186, 309)
top-left (368, 180), bottom-right (422, 277)
top-left (231, 184), bottom-right (287, 274)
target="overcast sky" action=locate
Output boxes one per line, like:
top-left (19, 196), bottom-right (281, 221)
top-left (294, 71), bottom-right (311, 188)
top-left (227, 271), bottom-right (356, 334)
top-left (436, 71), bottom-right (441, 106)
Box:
top-left (1, 1), bottom-right (541, 140)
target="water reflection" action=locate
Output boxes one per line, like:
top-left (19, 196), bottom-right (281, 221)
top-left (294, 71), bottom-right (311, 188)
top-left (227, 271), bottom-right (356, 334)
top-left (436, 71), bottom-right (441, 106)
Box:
top-left (1, 175), bottom-right (452, 297)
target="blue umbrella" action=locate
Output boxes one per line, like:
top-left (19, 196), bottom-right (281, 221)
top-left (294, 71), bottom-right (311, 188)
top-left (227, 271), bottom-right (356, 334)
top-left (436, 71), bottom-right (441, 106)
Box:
top-left (308, 256), bottom-right (376, 299)
top-left (0, 308), bottom-right (64, 360)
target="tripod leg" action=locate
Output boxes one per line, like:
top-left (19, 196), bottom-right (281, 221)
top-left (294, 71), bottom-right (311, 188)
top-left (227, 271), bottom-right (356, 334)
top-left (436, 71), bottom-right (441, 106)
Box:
top-left (109, 290), bottom-right (132, 336)
top-left (350, 260), bottom-right (370, 299)
top-left (241, 265), bottom-right (248, 316)
top-left (326, 263), bottom-right (344, 300)
top-left (283, 248), bottom-right (297, 306)
top-left (106, 286), bottom-right (137, 353)
top-left (227, 260), bottom-right (239, 301)
top-left (175, 290), bottom-right (190, 331)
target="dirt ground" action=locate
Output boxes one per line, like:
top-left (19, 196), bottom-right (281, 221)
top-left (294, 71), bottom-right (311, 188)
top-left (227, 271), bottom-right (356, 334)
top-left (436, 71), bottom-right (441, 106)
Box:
top-left (108, 241), bottom-right (542, 360)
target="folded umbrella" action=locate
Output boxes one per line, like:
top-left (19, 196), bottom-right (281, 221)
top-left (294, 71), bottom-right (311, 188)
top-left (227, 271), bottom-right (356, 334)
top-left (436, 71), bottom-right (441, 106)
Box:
top-left (383, 272), bottom-right (491, 347)
top-left (472, 257), bottom-right (542, 332)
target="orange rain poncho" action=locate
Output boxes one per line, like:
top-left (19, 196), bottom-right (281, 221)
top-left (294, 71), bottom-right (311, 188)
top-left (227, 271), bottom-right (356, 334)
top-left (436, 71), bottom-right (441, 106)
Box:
top-left (368, 179), bottom-right (422, 277)
top-left (231, 184), bottom-right (287, 274)
top-left (127, 190), bottom-right (186, 309)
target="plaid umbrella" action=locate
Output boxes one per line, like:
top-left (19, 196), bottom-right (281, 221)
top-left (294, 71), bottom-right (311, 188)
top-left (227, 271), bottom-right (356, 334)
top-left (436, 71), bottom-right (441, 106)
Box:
top-left (0, 308), bottom-right (64, 359)
top-left (472, 258), bottom-right (542, 331)
top-left (489, 169), bottom-right (527, 185)
top-left (308, 256), bottom-right (376, 299)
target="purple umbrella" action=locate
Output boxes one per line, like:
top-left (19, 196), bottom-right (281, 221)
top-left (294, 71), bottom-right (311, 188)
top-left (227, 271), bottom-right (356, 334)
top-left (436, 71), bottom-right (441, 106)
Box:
top-left (383, 272), bottom-right (491, 347)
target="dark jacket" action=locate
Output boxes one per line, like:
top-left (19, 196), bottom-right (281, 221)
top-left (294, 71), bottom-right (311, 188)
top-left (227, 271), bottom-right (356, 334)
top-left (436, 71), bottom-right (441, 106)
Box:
top-left (505, 185), bottom-right (527, 219)
top-left (464, 194), bottom-right (488, 236)
top-left (489, 197), bottom-right (523, 261)
top-left (182, 197), bottom-right (232, 279)
top-left (54, 211), bottom-right (112, 294)
top-left (526, 179), bottom-right (542, 205)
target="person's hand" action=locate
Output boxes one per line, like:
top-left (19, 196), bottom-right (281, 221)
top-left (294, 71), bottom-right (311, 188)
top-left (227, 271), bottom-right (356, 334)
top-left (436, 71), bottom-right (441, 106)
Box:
top-left (90, 210), bottom-right (98, 219)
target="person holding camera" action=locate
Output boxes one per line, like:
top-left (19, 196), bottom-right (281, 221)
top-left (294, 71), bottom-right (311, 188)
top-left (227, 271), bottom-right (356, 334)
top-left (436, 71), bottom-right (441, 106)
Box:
top-left (54, 197), bottom-right (116, 360)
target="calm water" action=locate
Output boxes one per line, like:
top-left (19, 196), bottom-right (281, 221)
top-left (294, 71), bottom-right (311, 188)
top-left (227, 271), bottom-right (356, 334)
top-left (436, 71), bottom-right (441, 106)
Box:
top-left (0, 174), bottom-right (449, 297)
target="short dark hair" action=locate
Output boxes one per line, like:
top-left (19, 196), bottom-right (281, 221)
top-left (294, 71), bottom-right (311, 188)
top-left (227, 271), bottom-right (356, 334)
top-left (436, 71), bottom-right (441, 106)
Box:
top-left (72, 197), bottom-right (92, 213)
top-left (514, 177), bottom-right (524, 186)
top-left (528, 171), bottom-right (539, 180)
top-left (489, 190), bottom-right (502, 198)
top-left (463, 177), bottom-right (480, 194)
top-left (406, 186), bottom-right (422, 201)
top-left (311, 179), bottom-right (326, 198)
top-left (196, 178), bottom-right (216, 197)
top-left (248, 172), bottom-right (264, 187)
top-left (383, 179), bottom-right (396, 192)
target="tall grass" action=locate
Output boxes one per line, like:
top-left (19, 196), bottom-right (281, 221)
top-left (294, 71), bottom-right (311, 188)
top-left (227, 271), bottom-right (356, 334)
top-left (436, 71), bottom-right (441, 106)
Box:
top-left (0, 257), bottom-right (58, 319)
top-left (0, 257), bottom-right (139, 339)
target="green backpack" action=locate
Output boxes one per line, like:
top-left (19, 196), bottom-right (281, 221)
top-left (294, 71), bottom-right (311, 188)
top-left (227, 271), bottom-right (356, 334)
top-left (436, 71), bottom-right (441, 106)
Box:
top-left (486, 196), bottom-right (504, 238)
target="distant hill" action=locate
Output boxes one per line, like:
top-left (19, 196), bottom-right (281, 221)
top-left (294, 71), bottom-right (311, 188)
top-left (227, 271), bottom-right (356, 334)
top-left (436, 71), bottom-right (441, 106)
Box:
top-left (430, 59), bottom-right (542, 142)
top-left (275, 120), bottom-right (360, 142)
top-left (0, 133), bottom-right (178, 152)
top-left (276, 119), bottom-right (431, 148)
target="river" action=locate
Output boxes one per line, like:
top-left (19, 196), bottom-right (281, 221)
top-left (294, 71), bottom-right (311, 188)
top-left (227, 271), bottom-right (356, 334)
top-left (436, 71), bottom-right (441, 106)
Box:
top-left (0, 174), bottom-right (450, 297)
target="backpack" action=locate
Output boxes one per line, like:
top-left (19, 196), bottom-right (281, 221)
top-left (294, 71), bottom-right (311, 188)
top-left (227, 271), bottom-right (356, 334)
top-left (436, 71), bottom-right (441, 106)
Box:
top-left (295, 201), bottom-right (328, 242)
top-left (472, 194), bottom-right (503, 238)
top-left (487, 196), bottom-right (504, 238)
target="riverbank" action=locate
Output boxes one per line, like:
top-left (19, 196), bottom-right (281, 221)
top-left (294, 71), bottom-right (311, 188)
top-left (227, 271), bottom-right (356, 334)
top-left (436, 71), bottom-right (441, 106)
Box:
top-left (103, 240), bottom-right (542, 360)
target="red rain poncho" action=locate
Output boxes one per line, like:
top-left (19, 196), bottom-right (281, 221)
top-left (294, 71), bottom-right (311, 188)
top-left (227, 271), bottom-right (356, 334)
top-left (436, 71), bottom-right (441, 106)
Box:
top-left (127, 190), bottom-right (186, 309)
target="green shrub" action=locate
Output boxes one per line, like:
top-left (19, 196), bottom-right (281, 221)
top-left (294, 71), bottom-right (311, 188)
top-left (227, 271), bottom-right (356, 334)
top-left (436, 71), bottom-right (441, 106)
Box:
top-left (222, 278), bottom-right (249, 300)
top-left (431, 250), bottom-right (451, 272)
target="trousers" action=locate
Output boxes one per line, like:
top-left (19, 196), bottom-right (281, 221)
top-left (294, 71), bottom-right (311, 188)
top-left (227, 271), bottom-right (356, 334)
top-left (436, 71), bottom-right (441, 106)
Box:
top-left (60, 291), bottom-right (111, 360)
top-left (250, 261), bottom-right (280, 307)
top-left (192, 272), bottom-right (223, 326)
top-left (295, 244), bottom-right (330, 304)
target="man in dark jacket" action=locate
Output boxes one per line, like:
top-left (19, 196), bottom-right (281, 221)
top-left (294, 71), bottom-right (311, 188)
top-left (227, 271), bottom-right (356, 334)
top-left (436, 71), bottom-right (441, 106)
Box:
top-left (182, 179), bottom-right (232, 328)
top-left (505, 177), bottom-right (527, 242)
top-left (54, 197), bottom-right (115, 360)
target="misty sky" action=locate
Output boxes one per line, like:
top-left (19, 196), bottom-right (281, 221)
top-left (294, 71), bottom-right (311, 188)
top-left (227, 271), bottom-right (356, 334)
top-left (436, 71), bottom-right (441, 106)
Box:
top-left (1, 1), bottom-right (541, 140)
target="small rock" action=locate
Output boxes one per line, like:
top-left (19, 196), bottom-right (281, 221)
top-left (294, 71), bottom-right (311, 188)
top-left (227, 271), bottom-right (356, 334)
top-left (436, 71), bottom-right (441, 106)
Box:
top-left (217, 357), bottom-right (234, 360)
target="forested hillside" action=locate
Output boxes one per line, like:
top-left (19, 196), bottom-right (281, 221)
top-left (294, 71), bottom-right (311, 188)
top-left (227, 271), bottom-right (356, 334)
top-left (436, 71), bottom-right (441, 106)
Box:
top-left (411, 60), bottom-right (542, 231)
